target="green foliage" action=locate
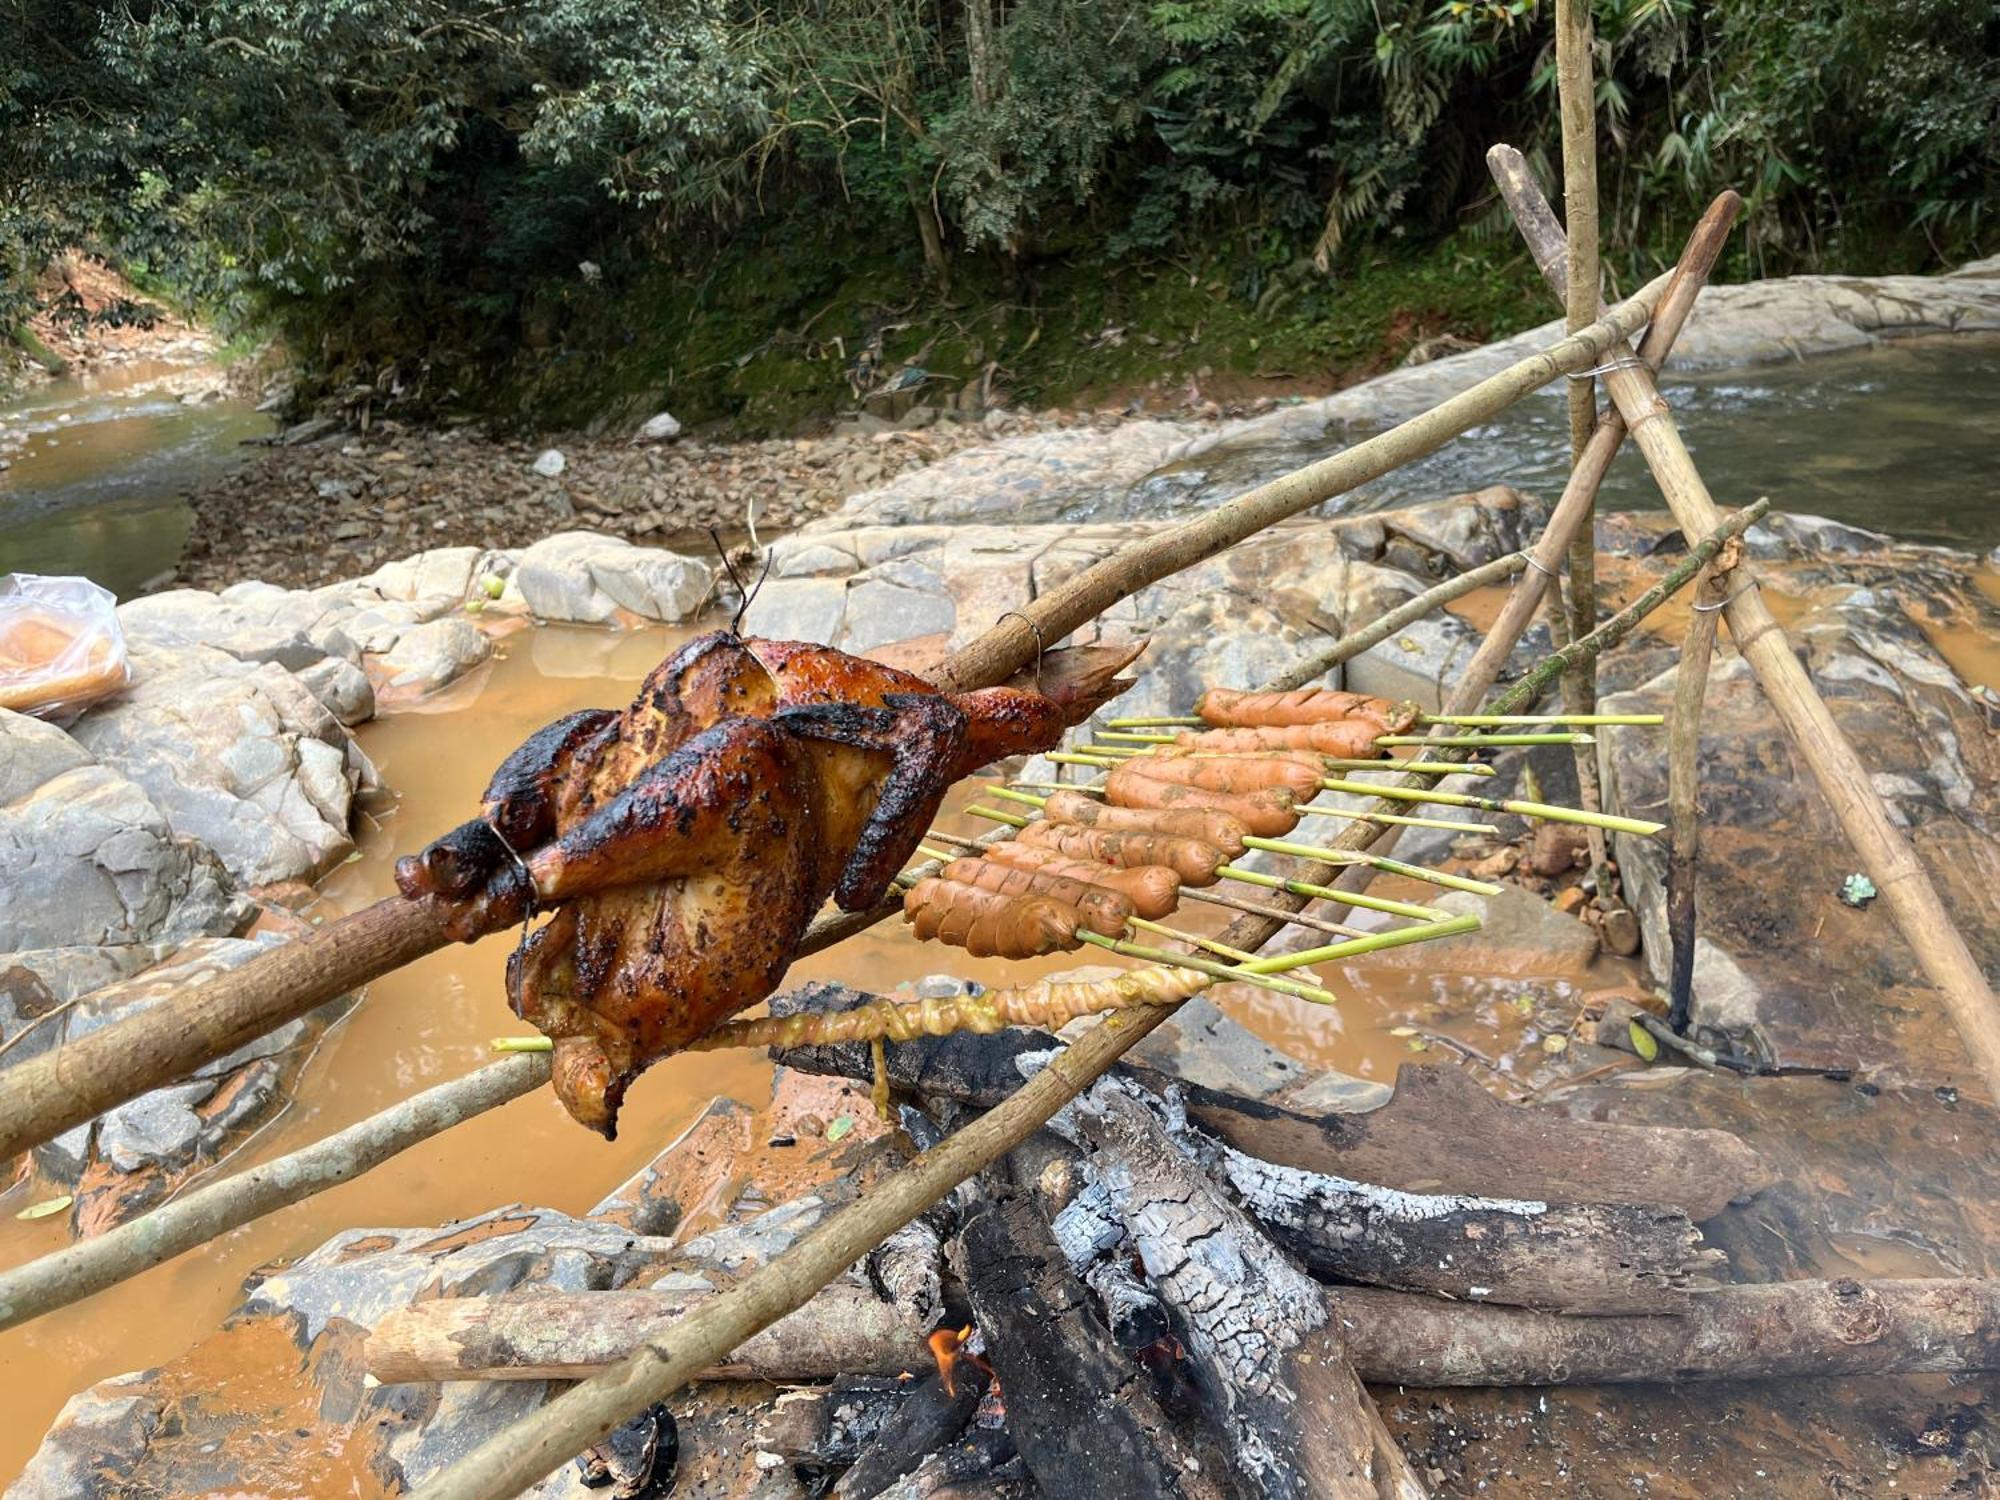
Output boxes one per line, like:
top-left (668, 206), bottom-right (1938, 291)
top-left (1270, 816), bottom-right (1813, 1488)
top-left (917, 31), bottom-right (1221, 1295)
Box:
top-left (1, 0), bottom-right (1992, 416)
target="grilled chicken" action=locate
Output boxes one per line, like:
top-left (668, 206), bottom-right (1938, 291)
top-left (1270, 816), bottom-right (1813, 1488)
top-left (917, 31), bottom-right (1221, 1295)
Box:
top-left (397, 630), bottom-right (1139, 1135)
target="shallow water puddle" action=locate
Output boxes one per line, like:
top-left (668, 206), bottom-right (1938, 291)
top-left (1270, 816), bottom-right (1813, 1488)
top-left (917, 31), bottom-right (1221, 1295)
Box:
top-left (0, 620), bottom-right (1640, 1474)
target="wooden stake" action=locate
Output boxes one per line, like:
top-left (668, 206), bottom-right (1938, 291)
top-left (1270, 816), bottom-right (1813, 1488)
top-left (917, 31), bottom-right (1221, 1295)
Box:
top-left (1554, 0), bottom-right (1613, 901)
top-left (1666, 546), bottom-right (1734, 1030)
top-left (1493, 165), bottom-right (2000, 1103)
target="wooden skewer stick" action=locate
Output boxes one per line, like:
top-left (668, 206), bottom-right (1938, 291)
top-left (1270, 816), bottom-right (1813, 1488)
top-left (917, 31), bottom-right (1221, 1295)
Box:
top-left (1493, 159), bottom-right (2000, 1102)
top-left (922, 828), bottom-right (1371, 940)
top-left (1375, 732), bottom-right (1596, 748)
top-left (1315, 777), bottom-right (1662, 838)
top-left (996, 780), bottom-right (1492, 835)
top-left (1426, 713), bottom-right (1661, 726)
top-left (1665, 532), bottom-right (1733, 1032)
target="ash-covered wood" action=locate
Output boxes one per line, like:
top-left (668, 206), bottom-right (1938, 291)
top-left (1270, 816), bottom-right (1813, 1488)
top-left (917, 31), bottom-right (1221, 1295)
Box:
top-left (1084, 1086), bottom-right (1429, 1500)
top-left (1175, 1063), bottom-right (1768, 1222)
top-left (875, 1429), bottom-right (1036, 1499)
top-left (953, 1180), bottom-right (1223, 1500)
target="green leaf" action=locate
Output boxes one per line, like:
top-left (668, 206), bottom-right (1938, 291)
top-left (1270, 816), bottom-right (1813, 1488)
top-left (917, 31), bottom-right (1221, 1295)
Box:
top-left (826, 1115), bottom-right (855, 1142)
top-left (1628, 1020), bottom-right (1660, 1061)
top-left (17, 1195), bottom-right (71, 1221)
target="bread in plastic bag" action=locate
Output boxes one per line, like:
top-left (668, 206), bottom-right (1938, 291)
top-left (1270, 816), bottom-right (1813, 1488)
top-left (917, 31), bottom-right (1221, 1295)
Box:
top-left (0, 573), bottom-right (133, 722)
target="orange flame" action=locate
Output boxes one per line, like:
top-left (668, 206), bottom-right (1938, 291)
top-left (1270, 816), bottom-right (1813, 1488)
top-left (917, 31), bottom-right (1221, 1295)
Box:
top-left (927, 1324), bottom-right (993, 1397)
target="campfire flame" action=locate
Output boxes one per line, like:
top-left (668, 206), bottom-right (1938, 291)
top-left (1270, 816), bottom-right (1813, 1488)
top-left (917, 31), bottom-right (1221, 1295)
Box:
top-left (926, 1324), bottom-right (993, 1397)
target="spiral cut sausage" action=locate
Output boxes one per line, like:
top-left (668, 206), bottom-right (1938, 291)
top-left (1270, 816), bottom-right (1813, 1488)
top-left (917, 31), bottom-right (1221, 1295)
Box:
top-left (1041, 789), bottom-right (1251, 857)
top-left (902, 876), bottom-right (1083, 959)
top-left (981, 843), bottom-right (1184, 918)
top-left (1173, 721), bottom-right (1390, 758)
top-left (1196, 686), bottom-right (1415, 731)
top-left (1016, 818), bottom-right (1228, 885)
top-left (936, 856), bottom-right (1136, 936)
top-left (1113, 751), bottom-right (1322, 801)
top-left (1104, 763), bottom-right (1300, 838)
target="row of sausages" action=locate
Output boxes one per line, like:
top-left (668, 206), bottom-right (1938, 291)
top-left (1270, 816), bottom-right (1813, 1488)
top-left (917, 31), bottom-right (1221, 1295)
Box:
top-left (901, 686), bottom-right (1410, 960)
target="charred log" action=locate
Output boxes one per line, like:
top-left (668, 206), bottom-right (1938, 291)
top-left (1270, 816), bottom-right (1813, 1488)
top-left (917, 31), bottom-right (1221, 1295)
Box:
top-left (953, 1184), bottom-right (1225, 1500)
top-left (1082, 1086), bottom-right (1429, 1500)
top-left (836, 1367), bottom-right (989, 1500)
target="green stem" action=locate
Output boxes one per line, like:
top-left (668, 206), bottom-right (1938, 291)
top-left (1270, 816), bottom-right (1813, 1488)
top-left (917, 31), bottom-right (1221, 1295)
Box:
top-left (1296, 805), bottom-right (1493, 835)
top-left (1240, 836), bottom-right (1504, 896)
top-left (1074, 930), bottom-right (1340, 1006)
top-left (1243, 913), bottom-right (1485, 975)
top-left (1375, 732), bottom-right (1597, 747)
top-left (1423, 713), bottom-right (1662, 726)
top-left (1218, 864), bottom-right (1445, 922)
top-left (1316, 777), bottom-right (1664, 837)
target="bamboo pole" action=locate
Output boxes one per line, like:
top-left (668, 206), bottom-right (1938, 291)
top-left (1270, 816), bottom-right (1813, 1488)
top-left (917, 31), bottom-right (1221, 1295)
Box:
top-left (0, 1054), bottom-right (549, 1333)
top-left (1491, 165), bottom-right (2000, 1102)
top-left (423, 504), bottom-right (1773, 1500)
top-left (1448, 178), bottom-right (1742, 724)
top-left (1666, 553), bottom-right (1732, 1032)
top-left (1553, 0), bottom-right (1613, 904)
top-left (1263, 549), bottom-right (1529, 692)
top-left (0, 279), bottom-right (1675, 1172)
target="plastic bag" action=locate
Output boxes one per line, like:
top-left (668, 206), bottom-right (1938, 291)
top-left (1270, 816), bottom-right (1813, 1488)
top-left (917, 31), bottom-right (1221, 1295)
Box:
top-left (0, 573), bottom-right (133, 722)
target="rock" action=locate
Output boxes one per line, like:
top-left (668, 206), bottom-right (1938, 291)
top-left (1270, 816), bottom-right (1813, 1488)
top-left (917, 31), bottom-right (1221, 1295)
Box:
top-left (510, 532), bottom-right (714, 624)
top-left (373, 616), bottom-right (492, 695)
top-left (1368, 887), bottom-right (1601, 978)
top-left (635, 410), bottom-right (682, 443)
top-left (96, 1080), bottom-right (215, 1173)
top-left (294, 655), bottom-right (376, 725)
top-left (68, 643), bottom-right (370, 886)
top-left (740, 577), bottom-right (848, 645)
top-left (0, 711), bottom-right (241, 952)
top-left (531, 447), bottom-right (567, 477)
top-left (1529, 822), bottom-right (1589, 876)
top-left (279, 416), bottom-right (340, 446)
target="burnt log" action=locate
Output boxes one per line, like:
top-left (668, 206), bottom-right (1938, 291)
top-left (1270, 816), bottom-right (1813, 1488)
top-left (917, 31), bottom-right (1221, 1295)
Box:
top-left (773, 991), bottom-right (1767, 1222)
top-left (836, 1367), bottom-right (989, 1500)
top-left (953, 1183), bottom-right (1224, 1500)
top-left (1325, 1277), bottom-right (2000, 1386)
top-left (1083, 1086), bottom-right (1429, 1500)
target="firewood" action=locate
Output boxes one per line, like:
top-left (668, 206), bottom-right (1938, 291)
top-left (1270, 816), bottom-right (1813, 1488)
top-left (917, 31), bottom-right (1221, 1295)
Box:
top-left (1081, 1086), bottom-right (1429, 1500)
top-left (367, 1280), bottom-right (929, 1385)
top-left (773, 1003), bottom-right (1768, 1224)
top-left (953, 1184), bottom-right (1223, 1500)
top-left (836, 1366), bottom-right (988, 1500)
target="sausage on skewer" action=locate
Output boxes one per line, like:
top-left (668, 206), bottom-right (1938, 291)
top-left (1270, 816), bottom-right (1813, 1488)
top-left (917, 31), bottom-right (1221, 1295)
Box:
top-left (1104, 764), bottom-right (1300, 838)
top-left (1173, 722), bottom-right (1389, 758)
top-left (1112, 752), bottom-right (1321, 801)
top-left (1197, 687), bottom-right (1416, 731)
top-left (1017, 819), bottom-right (1228, 886)
top-left (902, 877), bottom-right (1082, 959)
top-left (981, 843), bottom-right (1184, 918)
top-left (937, 857), bottom-right (1136, 937)
top-left (1041, 789), bottom-right (1251, 857)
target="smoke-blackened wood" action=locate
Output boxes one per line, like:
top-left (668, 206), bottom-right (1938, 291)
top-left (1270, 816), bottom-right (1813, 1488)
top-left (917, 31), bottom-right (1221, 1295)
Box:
top-left (876, 1431), bottom-right (1038, 1499)
top-left (953, 1186), bottom-right (1224, 1500)
top-left (835, 1368), bottom-right (988, 1500)
top-left (1175, 1063), bottom-right (1768, 1222)
top-left (870, 1218), bottom-right (948, 1334)
top-left (1325, 1278), bottom-right (2000, 1385)
top-left (1083, 1087), bottom-right (1429, 1500)
top-left (1006, 1131), bottom-right (1173, 1351)
top-left (772, 995), bottom-right (1768, 1223)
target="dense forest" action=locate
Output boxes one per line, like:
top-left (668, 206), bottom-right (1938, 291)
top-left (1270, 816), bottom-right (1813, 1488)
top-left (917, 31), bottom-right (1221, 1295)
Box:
top-left (3, 0), bottom-right (1995, 428)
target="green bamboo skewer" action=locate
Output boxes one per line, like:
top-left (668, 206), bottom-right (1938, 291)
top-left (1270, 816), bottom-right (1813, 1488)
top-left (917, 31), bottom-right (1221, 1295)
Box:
top-left (1071, 932), bottom-right (1343, 1005)
top-left (995, 782), bottom-right (1492, 836)
top-left (1105, 712), bottom-right (1662, 728)
top-left (1316, 776), bottom-right (1666, 838)
top-left (1375, 732), bottom-right (1596, 747)
top-left (1243, 912), bottom-right (1485, 975)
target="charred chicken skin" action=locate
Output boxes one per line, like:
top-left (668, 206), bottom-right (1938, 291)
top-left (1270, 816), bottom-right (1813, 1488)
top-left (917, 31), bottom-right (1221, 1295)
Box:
top-left (395, 631), bottom-right (1139, 1136)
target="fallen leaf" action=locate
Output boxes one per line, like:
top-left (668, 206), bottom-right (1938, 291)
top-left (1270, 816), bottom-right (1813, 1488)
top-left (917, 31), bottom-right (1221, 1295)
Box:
top-left (1541, 1034), bottom-right (1570, 1055)
top-left (826, 1115), bottom-right (855, 1142)
top-left (1628, 1021), bottom-right (1660, 1062)
top-left (17, 1195), bottom-right (70, 1221)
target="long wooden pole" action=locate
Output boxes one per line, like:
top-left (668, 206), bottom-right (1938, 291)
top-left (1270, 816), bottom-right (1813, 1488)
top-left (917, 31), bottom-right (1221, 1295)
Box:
top-left (1553, 0), bottom-right (1614, 907)
top-left (1447, 181), bottom-right (1741, 714)
top-left (1490, 161), bottom-right (2000, 1101)
top-left (0, 279), bottom-right (1672, 1170)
